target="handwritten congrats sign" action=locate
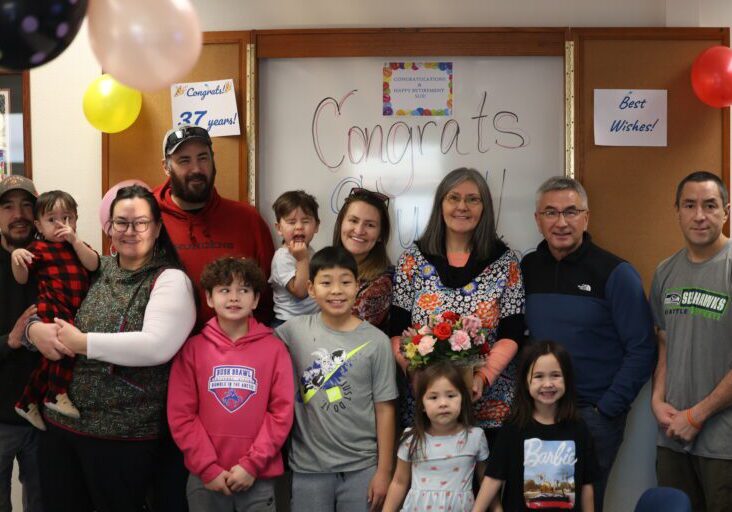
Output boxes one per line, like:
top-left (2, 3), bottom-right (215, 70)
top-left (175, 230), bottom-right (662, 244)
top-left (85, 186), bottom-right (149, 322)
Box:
top-left (383, 62), bottom-right (453, 116)
top-left (170, 79), bottom-right (240, 137)
top-left (594, 89), bottom-right (667, 146)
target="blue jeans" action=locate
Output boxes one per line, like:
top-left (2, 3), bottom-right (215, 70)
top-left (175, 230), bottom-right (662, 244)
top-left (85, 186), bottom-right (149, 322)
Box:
top-left (0, 423), bottom-right (43, 512)
top-left (579, 406), bottom-right (627, 512)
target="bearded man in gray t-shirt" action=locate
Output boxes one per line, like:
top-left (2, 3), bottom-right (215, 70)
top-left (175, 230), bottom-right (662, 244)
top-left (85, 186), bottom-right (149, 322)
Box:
top-left (650, 171), bottom-right (732, 512)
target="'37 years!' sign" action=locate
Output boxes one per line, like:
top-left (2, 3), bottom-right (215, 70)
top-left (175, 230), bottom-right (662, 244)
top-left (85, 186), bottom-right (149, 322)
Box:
top-left (170, 79), bottom-right (240, 137)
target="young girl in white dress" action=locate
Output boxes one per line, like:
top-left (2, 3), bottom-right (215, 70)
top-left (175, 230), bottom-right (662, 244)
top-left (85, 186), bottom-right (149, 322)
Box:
top-left (383, 361), bottom-right (489, 512)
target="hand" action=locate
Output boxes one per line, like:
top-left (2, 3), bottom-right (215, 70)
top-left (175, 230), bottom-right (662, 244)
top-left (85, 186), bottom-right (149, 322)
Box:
top-left (368, 468), bottom-right (390, 512)
top-left (666, 408), bottom-right (700, 443)
top-left (226, 464), bottom-right (255, 492)
top-left (204, 470), bottom-right (232, 496)
top-left (651, 398), bottom-right (679, 429)
top-left (27, 321), bottom-right (73, 360)
top-left (7, 305), bottom-right (37, 349)
top-left (54, 219), bottom-right (77, 244)
top-left (471, 373), bottom-right (485, 403)
top-left (287, 240), bottom-right (309, 262)
top-left (11, 248), bottom-right (34, 270)
top-left (55, 319), bottom-right (87, 355)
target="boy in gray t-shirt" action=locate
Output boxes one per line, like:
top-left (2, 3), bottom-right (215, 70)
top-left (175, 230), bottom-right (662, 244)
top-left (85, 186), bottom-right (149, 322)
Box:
top-left (276, 246), bottom-right (397, 512)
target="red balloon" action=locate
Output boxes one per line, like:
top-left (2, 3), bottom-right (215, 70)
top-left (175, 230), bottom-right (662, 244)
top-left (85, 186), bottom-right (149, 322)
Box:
top-left (691, 46), bottom-right (732, 108)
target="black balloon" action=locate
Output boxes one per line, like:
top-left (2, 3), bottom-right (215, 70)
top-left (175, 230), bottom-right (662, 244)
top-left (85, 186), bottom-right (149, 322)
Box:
top-left (0, 0), bottom-right (88, 70)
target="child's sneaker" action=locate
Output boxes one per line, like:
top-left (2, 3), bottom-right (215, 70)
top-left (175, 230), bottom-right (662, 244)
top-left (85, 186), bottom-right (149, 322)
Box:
top-left (44, 393), bottom-right (80, 419)
top-left (15, 404), bottom-right (47, 431)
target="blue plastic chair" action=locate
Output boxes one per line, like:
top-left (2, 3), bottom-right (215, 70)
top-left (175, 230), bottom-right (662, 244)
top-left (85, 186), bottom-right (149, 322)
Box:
top-left (634, 487), bottom-right (692, 512)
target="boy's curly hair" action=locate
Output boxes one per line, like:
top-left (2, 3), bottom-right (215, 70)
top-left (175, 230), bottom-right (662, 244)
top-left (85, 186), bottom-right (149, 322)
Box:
top-left (200, 257), bottom-right (266, 294)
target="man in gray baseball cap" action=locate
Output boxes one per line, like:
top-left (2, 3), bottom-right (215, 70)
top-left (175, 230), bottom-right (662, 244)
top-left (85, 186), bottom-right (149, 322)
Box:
top-left (0, 174), bottom-right (43, 511)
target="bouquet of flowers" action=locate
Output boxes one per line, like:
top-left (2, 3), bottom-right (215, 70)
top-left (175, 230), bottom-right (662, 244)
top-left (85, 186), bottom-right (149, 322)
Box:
top-left (400, 311), bottom-right (490, 371)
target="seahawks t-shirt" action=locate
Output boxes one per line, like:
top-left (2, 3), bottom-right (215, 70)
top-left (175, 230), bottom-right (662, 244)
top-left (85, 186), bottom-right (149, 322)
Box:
top-left (485, 420), bottom-right (598, 511)
top-left (650, 240), bottom-right (732, 458)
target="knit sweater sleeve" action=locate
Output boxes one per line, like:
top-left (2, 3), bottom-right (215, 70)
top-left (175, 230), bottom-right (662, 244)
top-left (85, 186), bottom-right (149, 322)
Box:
top-left (86, 269), bottom-right (196, 366)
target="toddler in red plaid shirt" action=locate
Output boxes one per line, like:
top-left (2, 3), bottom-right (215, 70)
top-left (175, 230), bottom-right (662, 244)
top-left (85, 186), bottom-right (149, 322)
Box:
top-left (11, 190), bottom-right (99, 430)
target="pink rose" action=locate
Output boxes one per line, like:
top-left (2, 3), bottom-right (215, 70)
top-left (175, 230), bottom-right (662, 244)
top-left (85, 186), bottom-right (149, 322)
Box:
top-left (417, 335), bottom-right (436, 356)
top-left (473, 333), bottom-right (486, 346)
top-left (418, 325), bottom-right (431, 336)
top-left (461, 315), bottom-right (482, 336)
top-left (449, 330), bottom-right (471, 352)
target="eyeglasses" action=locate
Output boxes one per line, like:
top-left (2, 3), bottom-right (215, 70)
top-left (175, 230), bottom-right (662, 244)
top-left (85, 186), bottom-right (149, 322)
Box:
top-left (165, 126), bottom-right (211, 154)
top-left (537, 208), bottom-right (587, 220)
top-left (111, 219), bottom-right (153, 233)
top-left (444, 193), bottom-right (483, 207)
top-left (347, 187), bottom-right (390, 208)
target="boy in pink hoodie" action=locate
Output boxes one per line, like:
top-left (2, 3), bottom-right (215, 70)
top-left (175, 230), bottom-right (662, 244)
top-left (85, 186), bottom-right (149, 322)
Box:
top-left (168, 257), bottom-right (294, 511)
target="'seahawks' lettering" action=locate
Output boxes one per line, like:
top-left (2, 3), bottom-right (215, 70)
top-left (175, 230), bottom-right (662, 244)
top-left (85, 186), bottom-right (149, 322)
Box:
top-left (664, 287), bottom-right (729, 320)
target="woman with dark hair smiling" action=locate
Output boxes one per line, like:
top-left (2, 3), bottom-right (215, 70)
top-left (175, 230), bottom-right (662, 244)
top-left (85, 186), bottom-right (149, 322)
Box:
top-left (390, 168), bottom-right (525, 447)
top-left (332, 187), bottom-right (393, 333)
top-left (26, 185), bottom-right (196, 512)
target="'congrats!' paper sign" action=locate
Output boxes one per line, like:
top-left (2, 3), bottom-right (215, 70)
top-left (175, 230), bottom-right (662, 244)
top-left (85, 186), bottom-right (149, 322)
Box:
top-left (594, 89), bottom-right (667, 146)
top-left (171, 79), bottom-right (240, 137)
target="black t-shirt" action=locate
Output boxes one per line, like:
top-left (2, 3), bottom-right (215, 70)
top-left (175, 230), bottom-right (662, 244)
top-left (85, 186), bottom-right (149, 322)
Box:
top-left (485, 419), bottom-right (599, 511)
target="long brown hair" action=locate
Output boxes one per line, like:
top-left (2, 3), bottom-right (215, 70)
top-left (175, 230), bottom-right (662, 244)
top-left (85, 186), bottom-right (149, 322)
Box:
top-left (332, 189), bottom-right (391, 282)
top-left (510, 340), bottom-right (579, 428)
top-left (404, 361), bottom-right (474, 460)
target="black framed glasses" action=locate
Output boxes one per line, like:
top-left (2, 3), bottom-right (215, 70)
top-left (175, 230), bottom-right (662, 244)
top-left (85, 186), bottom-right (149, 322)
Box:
top-left (111, 219), bottom-right (152, 233)
top-left (347, 187), bottom-right (390, 208)
top-left (164, 126), bottom-right (211, 154)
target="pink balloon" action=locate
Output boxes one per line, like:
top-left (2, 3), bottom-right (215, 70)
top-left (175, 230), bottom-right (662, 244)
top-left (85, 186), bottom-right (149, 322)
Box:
top-left (87, 0), bottom-right (202, 92)
top-left (99, 180), bottom-right (151, 229)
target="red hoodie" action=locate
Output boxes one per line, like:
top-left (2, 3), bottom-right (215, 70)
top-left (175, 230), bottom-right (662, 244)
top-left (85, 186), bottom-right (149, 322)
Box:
top-left (168, 316), bottom-right (294, 484)
top-left (154, 179), bottom-right (275, 325)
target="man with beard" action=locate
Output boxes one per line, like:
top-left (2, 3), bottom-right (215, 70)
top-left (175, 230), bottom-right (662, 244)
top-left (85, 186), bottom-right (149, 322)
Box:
top-left (0, 175), bottom-right (43, 511)
top-left (152, 127), bottom-right (274, 512)
top-left (154, 125), bottom-right (274, 326)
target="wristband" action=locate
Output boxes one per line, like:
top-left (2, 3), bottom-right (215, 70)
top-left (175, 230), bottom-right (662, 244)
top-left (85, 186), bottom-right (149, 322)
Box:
top-left (21, 316), bottom-right (41, 352)
top-left (686, 408), bottom-right (702, 430)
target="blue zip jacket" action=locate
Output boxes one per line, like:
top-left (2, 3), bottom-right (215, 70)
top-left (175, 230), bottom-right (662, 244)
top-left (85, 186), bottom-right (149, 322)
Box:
top-left (521, 234), bottom-right (657, 418)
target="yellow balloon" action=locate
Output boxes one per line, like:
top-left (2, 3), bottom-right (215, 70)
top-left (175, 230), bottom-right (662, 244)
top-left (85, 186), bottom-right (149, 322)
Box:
top-left (82, 74), bottom-right (142, 133)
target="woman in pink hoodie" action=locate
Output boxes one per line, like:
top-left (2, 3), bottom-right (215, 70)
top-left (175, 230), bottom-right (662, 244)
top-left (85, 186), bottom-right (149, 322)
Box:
top-left (168, 257), bottom-right (294, 511)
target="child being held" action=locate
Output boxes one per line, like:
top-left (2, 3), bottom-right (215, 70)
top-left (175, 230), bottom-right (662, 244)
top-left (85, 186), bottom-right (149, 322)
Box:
top-left (168, 257), bottom-right (294, 512)
top-left (270, 190), bottom-right (320, 326)
top-left (383, 361), bottom-right (489, 512)
top-left (276, 246), bottom-right (398, 512)
top-left (12, 190), bottom-right (100, 430)
top-left (472, 341), bottom-right (599, 512)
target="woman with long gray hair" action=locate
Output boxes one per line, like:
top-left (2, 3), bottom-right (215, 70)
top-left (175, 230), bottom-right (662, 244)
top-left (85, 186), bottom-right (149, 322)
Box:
top-left (390, 168), bottom-right (525, 447)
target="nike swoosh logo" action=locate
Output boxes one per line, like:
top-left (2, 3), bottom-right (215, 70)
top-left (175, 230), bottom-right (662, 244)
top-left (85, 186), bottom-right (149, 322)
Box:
top-left (302, 341), bottom-right (370, 404)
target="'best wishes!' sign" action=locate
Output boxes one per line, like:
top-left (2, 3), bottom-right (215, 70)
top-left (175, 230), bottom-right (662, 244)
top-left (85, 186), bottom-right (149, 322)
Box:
top-left (171, 79), bottom-right (240, 137)
top-left (594, 89), bottom-right (667, 147)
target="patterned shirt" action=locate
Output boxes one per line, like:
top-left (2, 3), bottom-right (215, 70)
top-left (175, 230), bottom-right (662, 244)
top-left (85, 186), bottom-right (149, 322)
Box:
top-left (26, 240), bottom-right (91, 323)
top-left (393, 244), bottom-right (525, 429)
top-left (353, 269), bottom-right (393, 333)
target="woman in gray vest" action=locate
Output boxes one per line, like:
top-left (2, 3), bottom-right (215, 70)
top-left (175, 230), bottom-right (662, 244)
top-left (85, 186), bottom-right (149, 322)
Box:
top-left (27, 185), bottom-right (196, 512)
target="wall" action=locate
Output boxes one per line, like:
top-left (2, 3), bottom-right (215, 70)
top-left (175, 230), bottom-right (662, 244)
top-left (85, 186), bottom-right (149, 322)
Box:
top-left (17, 1), bottom-right (729, 511)
top-left (29, 0), bottom-right (672, 250)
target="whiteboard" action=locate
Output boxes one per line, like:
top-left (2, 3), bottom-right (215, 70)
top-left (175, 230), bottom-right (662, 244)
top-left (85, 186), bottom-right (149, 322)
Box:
top-left (259, 56), bottom-right (564, 261)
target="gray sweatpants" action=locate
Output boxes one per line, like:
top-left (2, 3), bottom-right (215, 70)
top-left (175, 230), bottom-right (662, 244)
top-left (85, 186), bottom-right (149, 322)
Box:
top-left (186, 474), bottom-right (275, 512)
top-left (290, 465), bottom-right (376, 512)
